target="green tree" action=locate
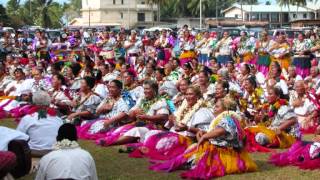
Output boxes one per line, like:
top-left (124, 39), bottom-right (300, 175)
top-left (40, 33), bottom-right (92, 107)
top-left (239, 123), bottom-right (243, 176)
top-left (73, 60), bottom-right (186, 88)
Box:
top-left (0, 5), bottom-right (10, 26)
top-left (6, 0), bottom-right (21, 16)
top-left (63, 0), bottom-right (82, 25)
top-left (146, 0), bottom-right (168, 22)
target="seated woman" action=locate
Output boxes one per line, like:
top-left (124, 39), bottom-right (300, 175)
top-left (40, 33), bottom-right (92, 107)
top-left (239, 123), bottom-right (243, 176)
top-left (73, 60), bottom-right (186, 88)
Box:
top-left (270, 126), bottom-right (320, 170)
top-left (172, 78), bottom-right (190, 108)
top-left (150, 97), bottom-right (257, 179)
top-left (197, 70), bottom-right (215, 101)
top-left (78, 80), bottom-right (129, 139)
top-left (67, 76), bottom-right (102, 124)
top-left (0, 68), bottom-right (30, 113)
top-left (49, 74), bottom-right (73, 116)
top-left (29, 68), bottom-right (52, 93)
top-left (266, 61), bottom-right (289, 98)
top-left (122, 71), bottom-right (144, 108)
top-left (239, 76), bottom-right (265, 125)
top-left (97, 80), bottom-right (169, 146)
top-left (17, 91), bottom-right (63, 156)
top-left (245, 87), bottom-right (300, 152)
top-left (0, 63), bottom-right (13, 96)
top-left (130, 86), bottom-right (213, 160)
top-left (289, 80), bottom-right (318, 133)
top-left (92, 70), bottom-right (108, 99)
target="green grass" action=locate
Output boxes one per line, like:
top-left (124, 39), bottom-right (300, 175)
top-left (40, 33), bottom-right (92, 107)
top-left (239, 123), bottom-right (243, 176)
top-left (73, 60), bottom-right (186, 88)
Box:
top-left (1, 119), bottom-right (320, 180)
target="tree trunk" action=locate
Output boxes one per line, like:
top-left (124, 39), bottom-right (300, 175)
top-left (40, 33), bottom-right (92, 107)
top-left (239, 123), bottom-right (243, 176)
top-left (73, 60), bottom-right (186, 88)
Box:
top-left (157, 2), bottom-right (160, 23)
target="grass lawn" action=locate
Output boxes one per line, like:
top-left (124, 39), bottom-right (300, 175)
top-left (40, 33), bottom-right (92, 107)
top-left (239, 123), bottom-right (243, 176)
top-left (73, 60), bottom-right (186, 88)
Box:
top-left (1, 119), bottom-right (320, 180)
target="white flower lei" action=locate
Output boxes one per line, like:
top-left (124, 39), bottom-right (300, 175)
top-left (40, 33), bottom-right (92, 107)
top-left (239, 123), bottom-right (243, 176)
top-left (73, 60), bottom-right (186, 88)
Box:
top-left (175, 99), bottom-right (205, 125)
top-left (53, 139), bottom-right (80, 150)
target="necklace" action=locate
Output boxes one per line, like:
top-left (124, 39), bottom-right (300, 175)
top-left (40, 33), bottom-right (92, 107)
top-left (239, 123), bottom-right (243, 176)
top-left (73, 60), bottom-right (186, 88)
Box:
top-left (175, 99), bottom-right (205, 125)
top-left (263, 99), bottom-right (288, 118)
top-left (140, 97), bottom-right (159, 113)
top-left (53, 139), bottom-right (79, 150)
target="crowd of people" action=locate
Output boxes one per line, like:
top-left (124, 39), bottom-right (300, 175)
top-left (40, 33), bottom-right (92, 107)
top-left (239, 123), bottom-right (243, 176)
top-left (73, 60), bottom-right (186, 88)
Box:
top-left (0, 24), bottom-right (320, 179)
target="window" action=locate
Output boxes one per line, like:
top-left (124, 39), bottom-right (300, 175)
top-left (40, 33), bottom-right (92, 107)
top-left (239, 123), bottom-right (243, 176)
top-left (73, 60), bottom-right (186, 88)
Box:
top-left (271, 13), bottom-right (279, 22)
top-left (251, 13), bottom-right (259, 20)
top-left (138, 13), bottom-right (145, 22)
top-left (235, 14), bottom-right (239, 19)
top-left (303, 13), bottom-right (307, 18)
top-left (293, 13), bottom-right (297, 18)
top-left (121, 0), bottom-right (124, 4)
top-left (261, 13), bottom-right (269, 21)
top-left (120, 12), bottom-right (123, 19)
top-left (113, 0), bottom-right (116, 4)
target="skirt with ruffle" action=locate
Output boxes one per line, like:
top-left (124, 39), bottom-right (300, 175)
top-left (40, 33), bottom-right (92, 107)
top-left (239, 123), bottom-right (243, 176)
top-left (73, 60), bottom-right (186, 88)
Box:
top-left (245, 126), bottom-right (296, 152)
top-left (179, 51), bottom-right (195, 66)
top-left (129, 131), bottom-right (193, 161)
top-left (150, 142), bottom-right (257, 179)
top-left (269, 141), bottom-right (320, 170)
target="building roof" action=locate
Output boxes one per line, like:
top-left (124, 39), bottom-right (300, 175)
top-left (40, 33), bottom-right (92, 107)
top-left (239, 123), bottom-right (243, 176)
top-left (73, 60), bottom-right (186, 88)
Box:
top-left (223, 3), bottom-right (314, 13)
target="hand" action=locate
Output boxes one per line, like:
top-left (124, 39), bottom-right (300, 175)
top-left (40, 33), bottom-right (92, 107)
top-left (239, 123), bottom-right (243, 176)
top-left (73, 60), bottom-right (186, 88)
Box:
top-left (9, 86), bottom-right (16, 92)
top-left (175, 124), bottom-right (188, 132)
top-left (67, 113), bottom-right (78, 120)
top-left (71, 100), bottom-right (78, 108)
top-left (168, 115), bottom-right (176, 124)
top-left (268, 79), bottom-right (276, 87)
top-left (271, 127), bottom-right (281, 135)
top-left (103, 119), bottom-right (113, 128)
top-left (196, 131), bottom-right (206, 142)
top-left (134, 108), bottom-right (144, 116)
top-left (104, 102), bottom-right (114, 112)
top-left (292, 99), bottom-right (303, 107)
top-left (197, 134), bottom-right (208, 147)
top-left (136, 114), bottom-right (149, 120)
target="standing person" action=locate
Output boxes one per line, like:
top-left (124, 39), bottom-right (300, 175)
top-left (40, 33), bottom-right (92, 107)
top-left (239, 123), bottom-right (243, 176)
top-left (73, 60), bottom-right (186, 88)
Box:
top-left (196, 31), bottom-right (214, 66)
top-left (269, 33), bottom-right (291, 72)
top-left (97, 31), bottom-right (116, 64)
top-left (35, 123), bottom-right (98, 180)
top-left (215, 31), bottom-right (233, 66)
top-left (124, 30), bottom-right (142, 66)
top-left (36, 31), bottom-right (51, 61)
top-left (292, 33), bottom-right (312, 78)
top-left (256, 31), bottom-right (271, 76)
top-left (235, 31), bottom-right (255, 64)
top-left (179, 30), bottom-right (195, 66)
top-left (155, 29), bottom-right (171, 66)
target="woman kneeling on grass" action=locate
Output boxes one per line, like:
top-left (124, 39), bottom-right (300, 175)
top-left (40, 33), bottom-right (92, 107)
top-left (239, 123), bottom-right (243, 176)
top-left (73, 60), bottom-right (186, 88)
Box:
top-left (245, 87), bottom-right (300, 152)
top-left (150, 97), bottom-right (257, 179)
top-left (129, 86), bottom-right (213, 160)
top-left (97, 80), bottom-right (169, 146)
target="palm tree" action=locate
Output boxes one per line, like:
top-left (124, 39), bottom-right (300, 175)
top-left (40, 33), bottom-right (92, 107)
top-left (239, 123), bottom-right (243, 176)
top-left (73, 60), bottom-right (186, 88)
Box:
top-left (35, 0), bottom-right (54, 28)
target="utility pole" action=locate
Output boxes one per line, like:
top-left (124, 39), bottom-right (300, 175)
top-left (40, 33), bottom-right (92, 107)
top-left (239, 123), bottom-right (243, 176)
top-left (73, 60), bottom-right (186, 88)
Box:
top-left (200, 0), bottom-right (202, 29)
top-left (89, 7), bottom-right (91, 27)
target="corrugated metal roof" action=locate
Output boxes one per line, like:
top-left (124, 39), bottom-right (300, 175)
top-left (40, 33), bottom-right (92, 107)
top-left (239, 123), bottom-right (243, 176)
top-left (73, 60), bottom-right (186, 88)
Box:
top-left (223, 3), bottom-right (314, 13)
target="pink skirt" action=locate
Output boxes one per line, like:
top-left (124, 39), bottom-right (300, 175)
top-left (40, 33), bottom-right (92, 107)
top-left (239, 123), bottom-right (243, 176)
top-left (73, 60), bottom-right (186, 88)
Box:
top-left (129, 131), bottom-right (193, 161)
top-left (269, 141), bottom-right (320, 170)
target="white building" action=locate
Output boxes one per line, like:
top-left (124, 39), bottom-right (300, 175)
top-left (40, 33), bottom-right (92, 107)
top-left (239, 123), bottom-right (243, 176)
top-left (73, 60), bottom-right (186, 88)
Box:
top-left (223, 3), bottom-right (317, 28)
top-left (70, 0), bottom-right (157, 28)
